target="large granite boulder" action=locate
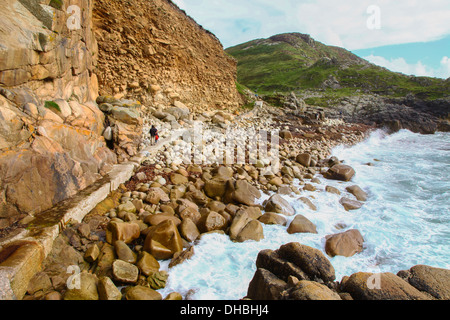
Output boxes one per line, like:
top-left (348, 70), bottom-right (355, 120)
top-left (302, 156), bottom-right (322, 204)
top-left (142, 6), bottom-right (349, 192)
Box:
top-left (323, 164), bottom-right (355, 182)
top-left (340, 272), bottom-right (430, 300)
top-left (264, 195), bottom-right (295, 216)
top-left (325, 229), bottom-right (364, 258)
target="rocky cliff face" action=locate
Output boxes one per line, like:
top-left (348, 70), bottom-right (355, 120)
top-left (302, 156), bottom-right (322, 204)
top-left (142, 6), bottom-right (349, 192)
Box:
top-left (0, 0), bottom-right (119, 229)
top-left (0, 0), bottom-right (241, 230)
top-left (93, 0), bottom-right (242, 112)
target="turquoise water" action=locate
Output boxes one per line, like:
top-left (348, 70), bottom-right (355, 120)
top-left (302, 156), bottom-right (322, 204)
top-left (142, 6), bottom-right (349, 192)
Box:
top-left (158, 130), bottom-right (450, 300)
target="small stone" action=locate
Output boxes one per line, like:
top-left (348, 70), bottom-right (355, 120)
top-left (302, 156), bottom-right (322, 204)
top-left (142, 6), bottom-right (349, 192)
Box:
top-left (147, 271), bottom-right (169, 290)
top-left (299, 197), bottom-right (317, 211)
top-left (112, 260), bottom-right (139, 284)
top-left (325, 186), bottom-right (341, 195)
top-left (346, 185), bottom-right (368, 201)
top-left (340, 198), bottom-right (363, 211)
top-left (27, 272), bottom-right (52, 295)
top-left (114, 240), bottom-right (137, 264)
top-left (264, 194), bottom-right (295, 216)
top-left (258, 212), bottom-right (287, 226)
top-left (98, 277), bottom-right (122, 300)
top-left (287, 215), bottom-right (318, 234)
top-left (45, 291), bottom-right (62, 300)
top-left (125, 286), bottom-right (162, 300)
top-left (164, 292), bottom-right (183, 300)
top-left (64, 273), bottom-right (99, 300)
top-left (136, 252), bottom-right (160, 277)
top-left (84, 244), bottom-right (100, 263)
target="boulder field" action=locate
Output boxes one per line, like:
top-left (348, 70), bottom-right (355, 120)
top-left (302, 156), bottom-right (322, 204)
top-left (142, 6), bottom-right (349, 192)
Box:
top-left (15, 106), bottom-right (449, 300)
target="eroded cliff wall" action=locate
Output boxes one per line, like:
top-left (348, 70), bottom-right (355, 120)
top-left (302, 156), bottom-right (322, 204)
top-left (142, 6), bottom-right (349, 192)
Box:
top-left (0, 0), bottom-right (242, 230)
top-left (0, 0), bottom-right (119, 229)
top-left (93, 0), bottom-right (242, 112)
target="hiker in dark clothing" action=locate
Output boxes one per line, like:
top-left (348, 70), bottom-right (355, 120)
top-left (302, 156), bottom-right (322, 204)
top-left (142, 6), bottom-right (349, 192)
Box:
top-left (150, 125), bottom-right (158, 146)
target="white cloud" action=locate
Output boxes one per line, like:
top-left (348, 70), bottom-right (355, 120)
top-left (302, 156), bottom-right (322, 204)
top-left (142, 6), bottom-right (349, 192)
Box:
top-left (440, 56), bottom-right (450, 79)
top-left (364, 54), bottom-right (450, 79)
top-left (173, 0), bottom-right (450, 51)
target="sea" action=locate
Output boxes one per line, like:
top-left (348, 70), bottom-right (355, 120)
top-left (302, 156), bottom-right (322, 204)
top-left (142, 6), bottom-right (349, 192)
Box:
top-left (158, 129), bottom-right (450, 300)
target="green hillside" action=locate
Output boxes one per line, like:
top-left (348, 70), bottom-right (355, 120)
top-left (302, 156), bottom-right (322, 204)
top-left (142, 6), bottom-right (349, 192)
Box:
top-left (226, 33), bottom-right (450, 102)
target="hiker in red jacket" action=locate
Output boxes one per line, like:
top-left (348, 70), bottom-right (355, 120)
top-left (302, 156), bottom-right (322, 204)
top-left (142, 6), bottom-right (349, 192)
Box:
top-left (150, 125), bottom-right (159, 146)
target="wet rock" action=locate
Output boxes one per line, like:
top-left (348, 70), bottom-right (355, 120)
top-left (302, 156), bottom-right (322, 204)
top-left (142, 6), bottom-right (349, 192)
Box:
top-left (341, 272), bottom-right (430, 300)
top-left (325, 186), bottom-right (341, 195)
top-left (147, 271), bottom-right (168, 290)
top-left (282, 280), bottom-right (342, 300)
top-left (400, 265), bottom-right (450, 300)
top-left (229, 210), bottom-right (264, 242)
top-left (237, 206), bottom-right (262, 220)
top-left (299, 197), bottom-right (317, 211)
top-left (339, 198), bottom-right (363, 211)
top-left (164, 292), bottom-right (183, 300)
top-left (277, 243), bottom-right (336, 283)
top-left (184, 189), bottom-right (208, 206)
top-left (204, 177), bottom-right (228, 199)
top-left (346, 185), bottom-right (368, 201)
top-left (112, 260), bottom-right (139, 284)
top-left (258, 212), bottom-right (287, 226)
top-left (235, 220), bottom-right (264, 243)
top-left (125, 285), bottom-right (162, 300)
top-left (169, 246), bottom-right (195, 268)
top-left (145, 213), bottom-right (181, 227)
top-left (197, 211), bottom-right (227, 233)
top-left (144, 239), bottom-right (173, 260)
top-left (107, 221), bottom-right (140, 244)
top-left (296, 153), bottom-right (311, 167)
top-left (247, 268), bottom-right (288, 300)
top-left (287, 215), bottom-right (318, 234)
top-left (179, 218), bottom-right (200, 242)
top-left (323, 164), bottom-right (355, 181)
top-left (64, 273), bottom-right (99, 300)
top-left (264, 194), bottom-right (295, 216)
top-left (84, 243), bottom-right (100, 263)
top-left (114, 240), bottom-right (137, 264)
top-left (303, 184), bottom-right (316, 192)
top-left (98, 277), bottom-right (122, 300)
top-left (95, 243), bottom-right (116, 278)
top-left (136, 252), bottom-right (160, 277)
top-left (143, 220), bottom-right (183, 259)
top-left (325, 229), bottom-right (364, 257)
top-left (231, 180), bottom-right (261, 206)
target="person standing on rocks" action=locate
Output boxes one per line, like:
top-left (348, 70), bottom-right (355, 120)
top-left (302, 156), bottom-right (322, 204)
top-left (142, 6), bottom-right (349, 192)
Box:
top-left (150, 125), bottom-right (159, 146)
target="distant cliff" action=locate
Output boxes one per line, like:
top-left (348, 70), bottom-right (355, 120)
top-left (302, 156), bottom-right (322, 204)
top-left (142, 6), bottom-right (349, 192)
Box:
top-left (227, 32), bottom-right (450, 134)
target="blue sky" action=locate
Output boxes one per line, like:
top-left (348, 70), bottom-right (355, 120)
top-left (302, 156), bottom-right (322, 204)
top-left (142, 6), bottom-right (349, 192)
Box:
top-left (173, 0), bottom-right (450, 79)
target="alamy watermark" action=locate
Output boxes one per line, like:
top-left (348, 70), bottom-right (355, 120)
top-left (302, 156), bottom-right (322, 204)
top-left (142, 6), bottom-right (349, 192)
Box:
top-left (66, 5), bottom-right (81, 31)
top-left (165, 121), bottom-right (280, 174)
top-left (66, 265), bottom-right (81, 290)
top-left (367, 5), bottom-right (381, 30)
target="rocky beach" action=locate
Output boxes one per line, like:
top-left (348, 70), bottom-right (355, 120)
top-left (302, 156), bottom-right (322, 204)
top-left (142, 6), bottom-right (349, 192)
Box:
top-left (11, 98), bottom-right (449, 301)
top-left (0, 0), bottom-right (449, 302)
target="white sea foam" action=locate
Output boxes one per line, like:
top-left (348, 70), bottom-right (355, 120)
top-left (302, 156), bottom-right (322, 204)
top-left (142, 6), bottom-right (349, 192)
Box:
top-left (158, 130), bottom-right (450, 300)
